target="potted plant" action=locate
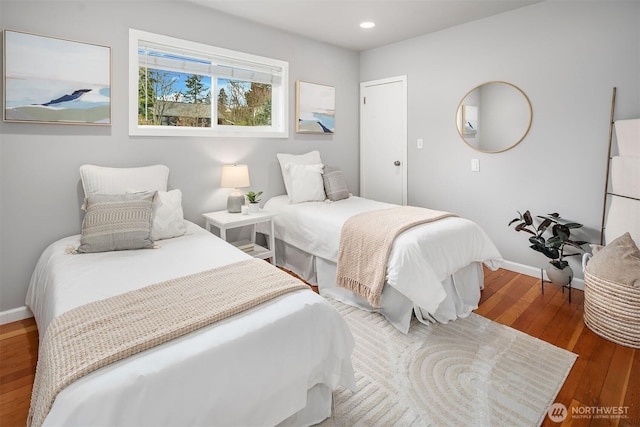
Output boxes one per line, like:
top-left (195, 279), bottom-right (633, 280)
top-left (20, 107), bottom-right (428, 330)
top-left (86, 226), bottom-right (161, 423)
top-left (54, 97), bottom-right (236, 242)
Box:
top-left (245, 191), bottom-right (263, 214)
top-left (508, 210), bottom-right (589, 285)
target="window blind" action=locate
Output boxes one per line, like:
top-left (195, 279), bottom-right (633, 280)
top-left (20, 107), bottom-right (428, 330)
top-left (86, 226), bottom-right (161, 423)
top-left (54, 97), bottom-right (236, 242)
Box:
top-left (138, 41), bottom-right (282, 85)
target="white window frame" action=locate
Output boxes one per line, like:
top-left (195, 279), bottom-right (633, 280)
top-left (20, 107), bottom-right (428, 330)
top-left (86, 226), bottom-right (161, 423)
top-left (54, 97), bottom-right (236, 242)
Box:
top-left (129, 29), bottom-right (288, 138)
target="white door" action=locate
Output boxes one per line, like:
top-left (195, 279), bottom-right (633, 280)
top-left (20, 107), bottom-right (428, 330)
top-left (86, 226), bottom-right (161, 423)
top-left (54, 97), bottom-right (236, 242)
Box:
top-left (360, 76), bottom-right (407, 205)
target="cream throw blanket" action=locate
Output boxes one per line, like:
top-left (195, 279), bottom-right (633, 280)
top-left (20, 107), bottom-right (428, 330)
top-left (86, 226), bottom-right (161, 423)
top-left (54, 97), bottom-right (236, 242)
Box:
top-left (28, 258), bottom-right (308, 427)
top-left (336, 206), bottom-right (457, 308)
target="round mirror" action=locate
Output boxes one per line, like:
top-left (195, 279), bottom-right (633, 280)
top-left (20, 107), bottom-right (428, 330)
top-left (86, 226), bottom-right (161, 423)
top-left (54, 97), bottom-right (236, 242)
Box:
top-left (456, 81), bottom-right (532, 153)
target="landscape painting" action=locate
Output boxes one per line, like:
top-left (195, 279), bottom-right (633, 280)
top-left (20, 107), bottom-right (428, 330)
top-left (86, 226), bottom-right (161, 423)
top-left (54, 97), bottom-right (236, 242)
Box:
top-left (3, 30), bottom-right (111, 125)
top-left (296, 80), bottom-right (335, 134)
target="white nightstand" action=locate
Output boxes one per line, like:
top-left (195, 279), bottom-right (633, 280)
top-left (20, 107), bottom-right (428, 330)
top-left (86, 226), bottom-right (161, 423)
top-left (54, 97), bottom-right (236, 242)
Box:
top-left (202, 209), bottom-right (277, 265)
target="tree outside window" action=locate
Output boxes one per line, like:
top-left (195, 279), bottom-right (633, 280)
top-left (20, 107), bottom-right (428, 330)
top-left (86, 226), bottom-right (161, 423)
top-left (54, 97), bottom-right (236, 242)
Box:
top-left (138, 68), bottom-right (211, 127)
top-left (217, 79), bottom-right (271, 126)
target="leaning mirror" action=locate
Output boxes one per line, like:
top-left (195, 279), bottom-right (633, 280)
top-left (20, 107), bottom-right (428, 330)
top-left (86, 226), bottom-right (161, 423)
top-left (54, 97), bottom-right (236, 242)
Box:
top-left (456, 81), bottom-right (532, 153)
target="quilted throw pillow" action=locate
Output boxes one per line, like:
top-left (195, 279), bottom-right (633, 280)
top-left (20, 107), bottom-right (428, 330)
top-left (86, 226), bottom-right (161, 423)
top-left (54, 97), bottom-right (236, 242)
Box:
top-left (77, 191), bottom-right (156, 253)
top-left (323, 166), bottom-right (350, 201)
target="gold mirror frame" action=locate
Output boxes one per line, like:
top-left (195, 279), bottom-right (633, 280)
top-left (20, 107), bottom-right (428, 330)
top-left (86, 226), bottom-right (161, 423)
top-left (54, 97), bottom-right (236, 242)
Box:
top-left (456, 81), bottom-right (532, 153)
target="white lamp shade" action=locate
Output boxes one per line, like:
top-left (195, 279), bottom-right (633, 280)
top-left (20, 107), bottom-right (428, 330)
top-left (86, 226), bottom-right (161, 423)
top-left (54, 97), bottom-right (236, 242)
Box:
top-left (220, 164), bottom-right (250, 188)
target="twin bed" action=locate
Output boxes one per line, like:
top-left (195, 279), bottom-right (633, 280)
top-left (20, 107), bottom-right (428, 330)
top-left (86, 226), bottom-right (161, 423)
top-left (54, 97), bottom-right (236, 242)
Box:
top-left (25, 165), bottom-right (355, 427)
top-left (261, 195), bottom-right (502, 333)
top-left (259, 150), bottom-right (503, 334)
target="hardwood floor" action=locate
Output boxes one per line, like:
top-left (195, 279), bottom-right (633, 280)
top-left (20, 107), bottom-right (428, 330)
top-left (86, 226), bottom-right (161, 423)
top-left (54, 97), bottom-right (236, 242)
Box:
top-left (0, 268), bottom-right (637, 426)
top-left (0, 317), bottom-right (38, 427)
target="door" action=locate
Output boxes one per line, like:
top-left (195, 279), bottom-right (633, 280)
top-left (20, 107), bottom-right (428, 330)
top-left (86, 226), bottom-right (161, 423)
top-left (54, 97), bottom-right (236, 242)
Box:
top-left (360, 76), bottom-right (407, 205)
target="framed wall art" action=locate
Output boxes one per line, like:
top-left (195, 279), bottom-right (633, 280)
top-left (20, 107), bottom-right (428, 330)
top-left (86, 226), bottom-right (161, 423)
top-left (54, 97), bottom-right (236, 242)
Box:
top-left (3, 30), bottom-right (111, 125)
top-left (295, 80), bottom-right (335, 134)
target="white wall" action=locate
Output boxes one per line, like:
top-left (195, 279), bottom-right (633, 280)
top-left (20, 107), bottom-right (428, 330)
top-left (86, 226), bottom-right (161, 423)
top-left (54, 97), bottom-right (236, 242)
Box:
top-left (360, 1), bottom-right (639, 281)
top-left (0, 0), bottom-right (360, 312)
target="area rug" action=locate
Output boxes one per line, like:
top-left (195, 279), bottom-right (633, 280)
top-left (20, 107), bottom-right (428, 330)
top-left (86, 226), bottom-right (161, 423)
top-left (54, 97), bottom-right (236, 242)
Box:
top-left (320, 300), bottom-right (577, 427)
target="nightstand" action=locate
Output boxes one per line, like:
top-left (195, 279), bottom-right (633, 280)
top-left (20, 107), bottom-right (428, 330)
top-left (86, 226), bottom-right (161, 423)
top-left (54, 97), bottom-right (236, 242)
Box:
top-left (202, 210), bottom-right (277, 265)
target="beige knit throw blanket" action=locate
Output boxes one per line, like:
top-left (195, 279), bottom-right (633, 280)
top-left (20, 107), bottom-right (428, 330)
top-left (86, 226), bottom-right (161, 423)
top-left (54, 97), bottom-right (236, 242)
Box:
top-left (336, 206), bottom-right (457, 308)
top-left (28, 258), bottom-right (308, 427)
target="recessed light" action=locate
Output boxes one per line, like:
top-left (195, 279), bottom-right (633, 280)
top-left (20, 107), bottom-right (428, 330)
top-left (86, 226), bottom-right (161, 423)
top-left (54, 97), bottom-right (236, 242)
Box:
top-left (360, 22), bottom-right (375, 29)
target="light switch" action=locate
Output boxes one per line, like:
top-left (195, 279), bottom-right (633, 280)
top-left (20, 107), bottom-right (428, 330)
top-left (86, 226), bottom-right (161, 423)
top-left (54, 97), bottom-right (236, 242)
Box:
top-left (471, 159), bottom-right (480, 172)
top-left (417, 138), bottom-right (423, 149)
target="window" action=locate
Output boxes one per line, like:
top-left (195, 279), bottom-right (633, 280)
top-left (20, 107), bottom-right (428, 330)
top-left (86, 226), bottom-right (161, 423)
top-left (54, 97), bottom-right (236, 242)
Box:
top-left (129, 29), bottom-right (288, 138)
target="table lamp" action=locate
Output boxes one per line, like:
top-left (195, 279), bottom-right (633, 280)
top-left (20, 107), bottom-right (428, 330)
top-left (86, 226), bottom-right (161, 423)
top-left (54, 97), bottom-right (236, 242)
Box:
top-left (220, 164), bottom-right (250, 213)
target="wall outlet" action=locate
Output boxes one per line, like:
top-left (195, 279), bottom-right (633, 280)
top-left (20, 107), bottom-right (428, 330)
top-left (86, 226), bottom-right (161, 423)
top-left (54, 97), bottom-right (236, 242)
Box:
top-left (417, 138), bottom-right (423, 149)
top-left (471, 158), bottom-right (480, 172)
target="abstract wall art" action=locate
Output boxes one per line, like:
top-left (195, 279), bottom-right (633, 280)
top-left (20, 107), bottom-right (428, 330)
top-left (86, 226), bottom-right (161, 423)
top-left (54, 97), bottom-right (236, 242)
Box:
top-left (295, 80), bottom-right (335, 134)
top-left (3, 30), bottom-right (111, 125)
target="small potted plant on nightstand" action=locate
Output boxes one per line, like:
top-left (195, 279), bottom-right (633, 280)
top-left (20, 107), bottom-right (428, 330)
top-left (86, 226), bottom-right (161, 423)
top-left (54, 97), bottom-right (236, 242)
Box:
top-left (245, 191), bottom-right (263, 214)
top-left (508, 210), bottom-right (589, 285)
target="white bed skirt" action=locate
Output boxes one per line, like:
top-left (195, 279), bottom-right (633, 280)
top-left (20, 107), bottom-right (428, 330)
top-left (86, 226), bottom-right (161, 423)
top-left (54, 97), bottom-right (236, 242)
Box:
top-left (274, 238), bottom-right (484, 333)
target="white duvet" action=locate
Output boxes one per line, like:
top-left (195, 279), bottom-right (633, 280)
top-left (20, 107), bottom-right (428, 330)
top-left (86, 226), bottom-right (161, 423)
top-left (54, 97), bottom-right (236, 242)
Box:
top-left (262, 196), bottom-right (503, 330)
top-left (26, 221), bottom-right (355, 427)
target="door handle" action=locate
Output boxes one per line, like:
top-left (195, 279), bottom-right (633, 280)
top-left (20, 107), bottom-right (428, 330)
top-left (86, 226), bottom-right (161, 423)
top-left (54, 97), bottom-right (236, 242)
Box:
top-left (394, 160), bottom-right (401, 166)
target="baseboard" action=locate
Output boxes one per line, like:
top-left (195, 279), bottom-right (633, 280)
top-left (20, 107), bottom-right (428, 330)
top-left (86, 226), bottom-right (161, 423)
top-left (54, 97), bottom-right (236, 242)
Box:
top-left (0, 306), bottom-right (33, 325)
top-left (501, 260), bottom-right (584, 291)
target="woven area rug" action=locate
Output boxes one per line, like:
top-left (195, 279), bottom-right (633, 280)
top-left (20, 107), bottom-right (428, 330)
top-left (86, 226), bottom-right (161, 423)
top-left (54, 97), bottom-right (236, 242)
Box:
top-left (320, 300), bottom-right (577, 427)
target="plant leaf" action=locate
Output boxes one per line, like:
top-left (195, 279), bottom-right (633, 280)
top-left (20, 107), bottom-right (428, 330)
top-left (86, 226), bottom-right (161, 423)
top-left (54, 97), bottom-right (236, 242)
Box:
top-left (546, 235), bottom-right (563, 249)
top-left (523, 210), bottom-right (533, 226)
top-left (530, 244), bottom-right (559, 260)
top-left (508, 218), bottom-right (521, 226)
top-left (516, 223), bottom-right (536, 235)
top-left (538, 218), bottom-right (552, 235)
top-left (529, 236), bottom-right (545, 246)
top-left (551, 260), bottom-right (568, 269)
top-left (564, 222), bottom-right (583, 229)
top-left (552, 224), bottom-right (570, 240)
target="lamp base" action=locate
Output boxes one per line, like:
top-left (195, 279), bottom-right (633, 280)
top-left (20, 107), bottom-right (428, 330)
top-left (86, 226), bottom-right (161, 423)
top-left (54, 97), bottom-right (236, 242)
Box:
top-left (227, 193), bottom-right (245, 213)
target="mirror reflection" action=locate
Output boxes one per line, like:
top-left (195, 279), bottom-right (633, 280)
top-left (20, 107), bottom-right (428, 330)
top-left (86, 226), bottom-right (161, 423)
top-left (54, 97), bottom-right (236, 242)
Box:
top-left (456, 81), bottom-right (532, 153)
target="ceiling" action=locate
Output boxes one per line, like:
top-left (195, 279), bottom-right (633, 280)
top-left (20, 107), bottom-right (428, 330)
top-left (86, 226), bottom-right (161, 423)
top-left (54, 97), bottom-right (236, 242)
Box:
top-left (187, 0), bottom-right (542, 52)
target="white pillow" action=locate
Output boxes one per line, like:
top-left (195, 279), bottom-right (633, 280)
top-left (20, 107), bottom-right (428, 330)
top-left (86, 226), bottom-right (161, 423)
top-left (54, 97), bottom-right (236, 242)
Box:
top-left (79, 164), bottom-right (170, 197)
top-left (152, 190), bottom-right (187, 241)
top-left (276, 151), bottom-right (322, 197)
top-left (286, 163), bottom-right (326, 204)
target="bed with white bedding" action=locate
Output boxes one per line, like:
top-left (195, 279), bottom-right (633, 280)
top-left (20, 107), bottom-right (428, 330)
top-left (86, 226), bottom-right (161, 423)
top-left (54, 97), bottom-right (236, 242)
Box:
top-left (261, 195), bottom-right (503, 333)
top-left (25, 165), bottom-right (355, 427)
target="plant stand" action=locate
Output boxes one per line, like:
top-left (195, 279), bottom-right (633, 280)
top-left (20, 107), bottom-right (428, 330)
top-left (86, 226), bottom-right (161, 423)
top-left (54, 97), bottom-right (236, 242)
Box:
top-left (540, 268), bottom-right (572, 303)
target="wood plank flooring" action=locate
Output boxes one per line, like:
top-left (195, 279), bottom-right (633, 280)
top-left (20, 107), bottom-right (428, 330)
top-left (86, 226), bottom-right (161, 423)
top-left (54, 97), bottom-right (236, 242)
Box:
top-left (1, 268), bottom-right (638, 426)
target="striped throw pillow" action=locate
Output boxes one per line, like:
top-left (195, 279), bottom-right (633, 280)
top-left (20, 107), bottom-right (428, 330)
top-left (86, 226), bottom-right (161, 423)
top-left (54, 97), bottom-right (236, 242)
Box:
top-left (77, 191), bottom-right (155, 253)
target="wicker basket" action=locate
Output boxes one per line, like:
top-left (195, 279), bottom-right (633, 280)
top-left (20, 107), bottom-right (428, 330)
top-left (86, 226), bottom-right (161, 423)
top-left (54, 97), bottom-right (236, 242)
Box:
top-left (583, 269), bottom-right (640, 349)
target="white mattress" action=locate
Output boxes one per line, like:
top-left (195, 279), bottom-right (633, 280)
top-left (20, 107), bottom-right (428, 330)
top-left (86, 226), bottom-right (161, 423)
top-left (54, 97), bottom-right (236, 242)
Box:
top-left (26, 221), bottom-right (355, 427)
top-left (261, 196), bottom-right (503, 332)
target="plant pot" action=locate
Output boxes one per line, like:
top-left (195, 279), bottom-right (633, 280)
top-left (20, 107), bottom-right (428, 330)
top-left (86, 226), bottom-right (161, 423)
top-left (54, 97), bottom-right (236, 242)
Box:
top-left (247, 203), bottom-right (260, 214)
top-left (546, 264), bottom-right (573, 285)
